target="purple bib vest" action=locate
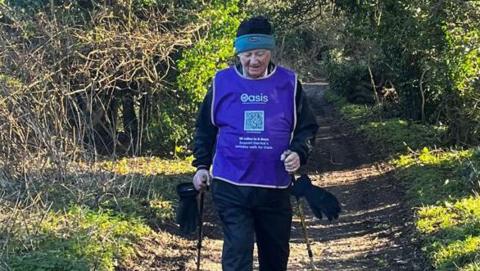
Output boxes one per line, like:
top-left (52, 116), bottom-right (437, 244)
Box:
top-left (211, 66), bottom-right (297, 188)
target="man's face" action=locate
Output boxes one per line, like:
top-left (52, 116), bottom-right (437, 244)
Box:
top-left (238, 49), bottom-right (271, 78)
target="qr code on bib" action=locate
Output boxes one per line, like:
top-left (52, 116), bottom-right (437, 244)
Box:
top-left (244, 111), bottom-right (264, 132)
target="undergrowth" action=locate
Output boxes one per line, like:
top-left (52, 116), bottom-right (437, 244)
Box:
top-left (0, 157), bottom-right (195, 270)
top-left (6, 207), bottom-right (151, 271)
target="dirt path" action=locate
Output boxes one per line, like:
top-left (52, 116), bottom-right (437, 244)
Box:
top-left (285, 83), bottom-right (427, 270)
top-left (145, 83), bottom-right (428, 270)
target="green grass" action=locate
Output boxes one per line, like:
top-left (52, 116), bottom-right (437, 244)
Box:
top-left (0, 157), bottom-right (195, 270)
top-left (6, 206), bottom-right (151, 271)
top-left (325, 88), bottom-right (480, 270)
top-left (394, 148), bottom-right (480, 270)
top-left (421, 203), bottom-right (480, 271)
top-left (394, 148), bottom-right (476, 205)
top-left (324, 90), bottom-right (446, 155)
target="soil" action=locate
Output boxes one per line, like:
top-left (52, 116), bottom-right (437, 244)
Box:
top-left (133, 83), bottom-right (430, 271)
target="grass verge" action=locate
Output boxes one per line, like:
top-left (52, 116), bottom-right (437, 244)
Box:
top-left (325, 89), bottom-right (480, 270)
top-left (0, 157), bottom-right (195, 270)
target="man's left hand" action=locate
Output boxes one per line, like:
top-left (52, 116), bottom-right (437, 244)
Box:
top-left (281, 150), bottom-right (300, 173)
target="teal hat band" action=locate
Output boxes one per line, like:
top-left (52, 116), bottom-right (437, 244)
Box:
top-left (234, 34), bottom-right (275, 54)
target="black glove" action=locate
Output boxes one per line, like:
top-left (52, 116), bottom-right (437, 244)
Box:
top-left (292, 174), bottom-right (341, 221)
top-left (176, 182), bottom-right (199, 234)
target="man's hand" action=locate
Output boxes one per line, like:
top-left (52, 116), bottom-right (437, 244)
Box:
top-left (280, 150), bottom-right (300, 173)
top-left (193, 169), bottom-right (211, 191)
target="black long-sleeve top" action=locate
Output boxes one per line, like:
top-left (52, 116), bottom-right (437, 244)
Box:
top-left (192, 64), bottom-right (319, 171)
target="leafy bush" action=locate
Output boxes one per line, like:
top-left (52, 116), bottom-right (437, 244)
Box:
top-left (146, 0), bottom-right (244, 156)
top-left (328, 0), bottom-right (480, 144)
top-left (326, 60), bottom-right (370, 100)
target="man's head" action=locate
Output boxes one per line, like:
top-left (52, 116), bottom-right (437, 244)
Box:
top-left (234, 16), bottom-right (274, 78)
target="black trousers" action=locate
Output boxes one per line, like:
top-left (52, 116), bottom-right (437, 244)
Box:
top-left (211, 179), bottom-right (292, 271)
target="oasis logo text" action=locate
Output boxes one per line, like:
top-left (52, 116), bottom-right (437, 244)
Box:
top-left (240, 93), bottom-right (269, 104)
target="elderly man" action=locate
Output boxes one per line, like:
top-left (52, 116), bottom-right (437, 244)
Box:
top-left (192, 16), bottom-right (318, 271)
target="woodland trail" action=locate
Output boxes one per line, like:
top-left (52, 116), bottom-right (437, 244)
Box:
top-left (147, 83), bottom-right (429, 271)
top-left (284, 83), bottom-right (428, 270)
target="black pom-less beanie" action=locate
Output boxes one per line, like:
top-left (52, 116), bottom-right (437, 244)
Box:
top-left (234, 16), bottom-right (275, 54)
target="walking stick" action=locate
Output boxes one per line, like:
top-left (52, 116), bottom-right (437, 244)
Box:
top-left (284, 153), bottom-right (317, 270)
top-left (196, 190), bottom-right (205, 271)
top-left (296, 196), bottom-right (317, 270)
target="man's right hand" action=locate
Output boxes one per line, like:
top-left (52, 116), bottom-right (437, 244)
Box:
top-left (193, 169), bottom-right (211, 191)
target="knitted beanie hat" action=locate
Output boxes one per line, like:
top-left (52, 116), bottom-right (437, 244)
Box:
top-left (234, 16), bottom-right (275, 54)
